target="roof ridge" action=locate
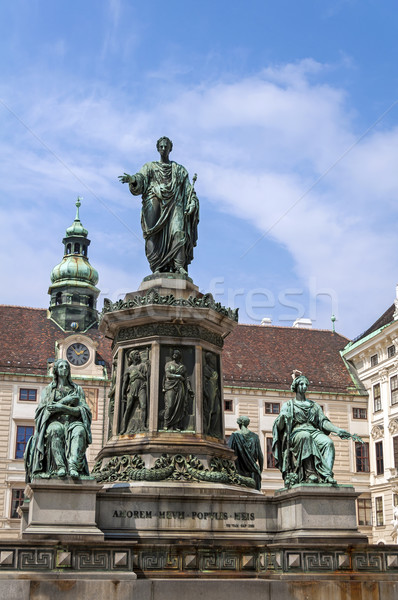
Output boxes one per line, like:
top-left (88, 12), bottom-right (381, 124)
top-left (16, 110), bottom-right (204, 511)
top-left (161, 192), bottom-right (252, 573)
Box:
top-left (0, 304), bottom-right (46, 310)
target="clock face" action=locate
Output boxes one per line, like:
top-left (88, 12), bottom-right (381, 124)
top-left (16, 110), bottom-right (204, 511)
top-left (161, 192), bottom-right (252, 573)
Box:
top-left (66, 343), bottom-right (90, 366)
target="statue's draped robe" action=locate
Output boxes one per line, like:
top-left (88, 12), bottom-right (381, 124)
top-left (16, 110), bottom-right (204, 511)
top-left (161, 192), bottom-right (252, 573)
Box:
top-left (129, 161), bottom-right (199, 272)
top-left (163, 361), bottom-right (191, 430)
top-left (24, 383), bottom-right (92, 482)
top-left (228, 430), bottom-right (263, 490)
top-left (203, 362), bottom-right (221, 438)
top-left (272, 398), bottom-right (335, 483)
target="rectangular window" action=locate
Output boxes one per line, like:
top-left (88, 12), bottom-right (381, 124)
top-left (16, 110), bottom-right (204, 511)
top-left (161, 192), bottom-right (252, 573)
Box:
top-left (266, 437), bottom-right (276, 469)
top-left (391, 376), bottom-right (398, 406)
top-left (375, 441), bottom-right (384, 475)
top-left (371, 354), bottom-right (378, 367)
top-left (357, 498), bottom-right (372, 526)
top-left (224, 400), bottom-right (233, 412)
top-left (375, 496), bottom-right (384, 526)
top-left (388, 345), bottom-right (396, 358)
top-left (353, 407), bottom-right (367, 419)
top-left (19, 388), bottom-right (37, 402)
top-left (15, 425), bottom-right (34, 459)
top-left (373, 384), bottom-right (381, 412)
top-left (356, 441), bottom-right (370, 472)
top-left (264, 402), bottom-right (280, 415)
top-left (394, 437), bottom-right (398, 470)
top-left (10, 489), bottom-right (24, 519)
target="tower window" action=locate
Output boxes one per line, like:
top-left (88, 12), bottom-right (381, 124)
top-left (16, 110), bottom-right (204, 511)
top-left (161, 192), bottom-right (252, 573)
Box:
top-left (56, 292), bottom-right (62, 305)
top-left (74, 243), bottom-right (80, 254)
top-left (66, 243), bottom-right (71, 255)
top-left (83, 246), bottom-right (87, 256)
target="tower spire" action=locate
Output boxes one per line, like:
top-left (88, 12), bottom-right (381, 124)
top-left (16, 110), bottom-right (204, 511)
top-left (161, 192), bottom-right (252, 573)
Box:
top-left (48, 198), bottom-right (99, 332)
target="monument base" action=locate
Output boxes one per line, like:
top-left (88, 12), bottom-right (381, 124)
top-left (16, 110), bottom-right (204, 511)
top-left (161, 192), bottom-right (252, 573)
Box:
top-left (273, 483), bottom-right (368, 544)
top-left (21, 479), bottom-right (104, 542)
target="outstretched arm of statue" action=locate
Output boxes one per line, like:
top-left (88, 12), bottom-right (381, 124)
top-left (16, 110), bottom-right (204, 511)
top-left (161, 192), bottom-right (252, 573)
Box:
top-left (118, 173), bottom-right (136, 185)
top-left (322, 419), bottom-right (363, 442)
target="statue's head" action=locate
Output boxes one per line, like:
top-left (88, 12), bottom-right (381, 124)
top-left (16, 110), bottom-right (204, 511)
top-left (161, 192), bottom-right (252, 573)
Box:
top-left (205, 352), bottom-right (216, 368)
top-left (156, 136), bottom-right (173, 153)
top-left (237, 415), bottom-right (250, 428)
top-left (129, 350), bottom-right (141, 364)
top-left (52, 359), bottom-right (72, 385)
top-left (291, 374), bottom-right (309, 393)
top-left (172, 348), bottom-right (182, 361)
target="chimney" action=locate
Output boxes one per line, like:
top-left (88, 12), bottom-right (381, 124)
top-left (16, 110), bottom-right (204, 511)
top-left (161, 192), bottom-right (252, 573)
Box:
top-left (292, 318), bottom-right (312, 329)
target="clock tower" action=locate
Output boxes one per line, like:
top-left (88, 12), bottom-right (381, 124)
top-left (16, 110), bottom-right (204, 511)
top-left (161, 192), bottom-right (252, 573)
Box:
top-left (48, 198), bottom-right (100, 333)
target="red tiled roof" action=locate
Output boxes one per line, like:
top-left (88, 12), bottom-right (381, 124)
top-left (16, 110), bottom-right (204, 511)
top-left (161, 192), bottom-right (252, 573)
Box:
top-left (223, 324), bottom-right (359, 394)
top-left (0, 305), bottom-right (112, 376)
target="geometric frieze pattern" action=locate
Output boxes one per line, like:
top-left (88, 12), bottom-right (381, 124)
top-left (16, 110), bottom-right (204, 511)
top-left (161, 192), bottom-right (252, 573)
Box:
top-left (0, 546), bottom-right (397, 575)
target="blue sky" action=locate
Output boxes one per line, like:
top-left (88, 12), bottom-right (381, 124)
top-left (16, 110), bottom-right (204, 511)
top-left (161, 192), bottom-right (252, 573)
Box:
top-left (1, 0), bottom-right (398, 339)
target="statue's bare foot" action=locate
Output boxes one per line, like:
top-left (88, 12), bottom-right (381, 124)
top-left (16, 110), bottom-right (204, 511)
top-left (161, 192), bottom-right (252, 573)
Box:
top-left (69, 469), bottom-right (79, 478)
top-left (178, 267), bottom-right (188, 275)
top-left (325, 476), bottom-right (336, 484)
top-left (57, 467), bottom-right (67, 477)
top-left (308, 475), bottom-right (318, 483)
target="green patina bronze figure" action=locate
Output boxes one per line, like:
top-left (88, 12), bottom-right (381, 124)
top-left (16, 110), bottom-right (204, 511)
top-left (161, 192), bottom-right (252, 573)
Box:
top-left (228, 416), bottom-right (264, 490)
top-left (162, 349), bottom-right (193, 431)
top-left (203, 351), bottom-right (222, 438)
top-left (119, 136), bottom-right (199, 275)
top-left (24, 359), bottom-right (92, 481)
top-left (272, 373), bottom-right (363, 488)
top-left (120, 349), bottom-right (150, 434)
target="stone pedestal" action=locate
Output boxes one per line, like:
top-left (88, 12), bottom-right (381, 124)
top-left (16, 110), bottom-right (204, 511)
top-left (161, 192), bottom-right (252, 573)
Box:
top-left (95, 276), bottom-right (249, 490)
top-left (273, 484), bottom-right (368, 544)
top-left (21, 479), bottom-right (104, 542)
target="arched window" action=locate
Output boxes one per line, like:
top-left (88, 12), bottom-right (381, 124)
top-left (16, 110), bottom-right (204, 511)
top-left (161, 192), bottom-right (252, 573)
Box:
top-left (56, 292), bottom-right (62, 305)
top-left (66, 243), bottom-right (71, 255)
top-left (74, 243), bottom-right (80, 254)
top-left (82, 245), bottom-right (87, 257)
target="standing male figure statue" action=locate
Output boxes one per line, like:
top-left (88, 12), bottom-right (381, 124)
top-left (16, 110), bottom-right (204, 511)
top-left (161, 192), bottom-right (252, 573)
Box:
top-left (119, 136), bottom-right (199, 275)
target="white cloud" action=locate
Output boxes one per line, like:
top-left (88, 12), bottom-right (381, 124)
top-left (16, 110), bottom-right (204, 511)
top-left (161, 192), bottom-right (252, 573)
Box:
top-left (1, 59), bottom-right (398, 336)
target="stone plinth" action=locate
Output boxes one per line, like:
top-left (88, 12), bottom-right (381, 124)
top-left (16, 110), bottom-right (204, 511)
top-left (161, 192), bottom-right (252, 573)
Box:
top-left (97, 481), bottom-right (268, 542)
top-left (22, 479), bottom-right (104, 542)
top-left (273, 484), bottom-right (368, 544)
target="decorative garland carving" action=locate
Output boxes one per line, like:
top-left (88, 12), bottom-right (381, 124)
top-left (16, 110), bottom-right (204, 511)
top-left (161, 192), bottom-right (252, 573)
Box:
top-left (371, 424), bottom-right (384, 440)
top-left (115, 323), bottom-right (224, 348)
top-left (101, 289), bottom-right (238, 322)
top-left (388, 418), bottom-right (398, 435)
top-left (92, 453), bottom-right (255, 489)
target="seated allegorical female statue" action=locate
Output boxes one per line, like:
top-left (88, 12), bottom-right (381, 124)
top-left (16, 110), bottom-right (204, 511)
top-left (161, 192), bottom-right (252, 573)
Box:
top-left (24, 359), bottom-right (92, 481)
top-left (272, 373), bottom-right (362, 488)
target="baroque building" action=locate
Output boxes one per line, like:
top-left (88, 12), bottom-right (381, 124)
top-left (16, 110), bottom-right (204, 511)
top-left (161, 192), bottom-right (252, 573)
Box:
top-left (342, 288), bottom-right (398, 544)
